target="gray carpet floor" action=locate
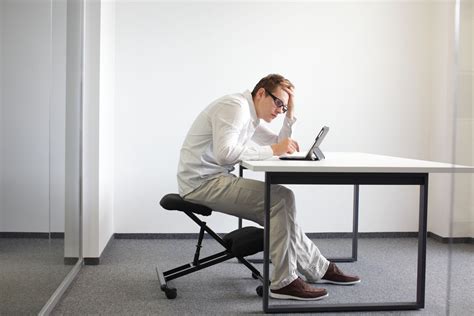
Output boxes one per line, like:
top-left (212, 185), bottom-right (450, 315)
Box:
top-left (0, 238), bottom-right (73, 315)
top-left (52, 238), bottom-right (473, 315)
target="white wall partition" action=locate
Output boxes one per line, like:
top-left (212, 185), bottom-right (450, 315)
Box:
top-left (1, 1), bottom-right (84, 313)
top-left (50, 0), bottom-right (68, 233)
top-left (429, 0), bottom-right (473, 238)
top-left (82, 0), bottom-right (116, 258)
top-left (98, 0), bottom-right (116, 254)
top-left (113, 1), bottom-right (443, 234)
top-left (0, 0), bottom-right (4, 231)
top-left (428, 2), bottom-right (458, 238)
top-left (453, 0), bottom-right (473, 238)
top-left (1, 0), bottom-right (52, 232)
top-left (0, 0), bottom-right (67, 234)
top-left (453, 0), bottom-right (474, 238)
top-left (83, 0), bottom-right (101, 257)
top-left (472, 2), bottom-right (474, 238)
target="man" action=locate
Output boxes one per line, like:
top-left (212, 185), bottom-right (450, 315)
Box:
top-left (177, 74), bottom-right (360, 300)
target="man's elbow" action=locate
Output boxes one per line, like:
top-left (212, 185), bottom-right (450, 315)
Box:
top-left (215, 149), bottom-right (238, 166)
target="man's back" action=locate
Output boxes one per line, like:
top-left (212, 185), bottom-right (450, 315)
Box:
top-left (177, 91), bottom-right (255, 196)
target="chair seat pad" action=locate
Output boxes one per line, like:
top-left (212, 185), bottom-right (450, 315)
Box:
top-left (223, 226), bottom-right (264, 257)
top-left (160, 194), bottom-right (212, 216)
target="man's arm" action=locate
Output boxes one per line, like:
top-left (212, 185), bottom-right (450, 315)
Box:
top-left (252, 115), bottom-right (297, 145)
top-left (212, 102), bottom-right (273, 165)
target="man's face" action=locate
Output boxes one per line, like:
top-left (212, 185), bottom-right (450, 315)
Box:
top-left (258, 86), bottom-right (289, 123)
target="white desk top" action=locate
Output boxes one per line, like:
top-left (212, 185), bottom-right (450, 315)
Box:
top-left (241, 152), bottom-right (474, 173)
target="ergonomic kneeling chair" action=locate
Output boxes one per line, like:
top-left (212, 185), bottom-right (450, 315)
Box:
top-left (157, 193), bottom-right (265, 299)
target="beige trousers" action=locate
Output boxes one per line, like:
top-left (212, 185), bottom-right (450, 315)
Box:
top-left (183, 174), bottom-right (329, 290)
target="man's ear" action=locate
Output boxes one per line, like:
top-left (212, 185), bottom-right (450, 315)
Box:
top-left (257, 87), bottom-right (266, 99)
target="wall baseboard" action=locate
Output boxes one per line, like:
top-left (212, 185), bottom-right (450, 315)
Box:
top-left (114, 231), bottom-right (421, 240)
top-left (114, 233), bottom-right (226, 239)
top-left (427, 232), bottom-right (473, 244)
top-left (83, 233), bottom-right (115, 265)
top-left (0, 232), bottom-right (65, 239)
top-left (83, 257), bottom-right (100, 265)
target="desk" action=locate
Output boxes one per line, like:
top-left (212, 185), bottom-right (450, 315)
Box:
top-left (240, 152), bottom-right (473, 313)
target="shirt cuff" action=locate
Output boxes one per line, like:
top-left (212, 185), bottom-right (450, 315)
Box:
top-left (285, 115), bottom-right (297, 126)
top-left (260, 145), bottom-right (274, 159)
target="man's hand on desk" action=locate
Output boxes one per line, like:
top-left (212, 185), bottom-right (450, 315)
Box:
top-left (271, 138), bottom-right (300, 156)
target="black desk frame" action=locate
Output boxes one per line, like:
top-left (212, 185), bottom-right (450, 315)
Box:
top-left (240, 166), bottom-right (429, 313)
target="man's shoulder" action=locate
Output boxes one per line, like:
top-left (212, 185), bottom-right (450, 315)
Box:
top-left (219, 92), bottom-right (248, 106)
top-left (209, 92), bottom-right (249, 111)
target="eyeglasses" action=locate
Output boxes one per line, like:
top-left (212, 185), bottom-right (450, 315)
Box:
top-left (265, 89), bottom-right (288, 113)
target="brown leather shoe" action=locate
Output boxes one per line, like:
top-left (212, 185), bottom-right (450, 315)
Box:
top-left (316, 262), bottom-right (361, 285)
top-left (270, 277), bottom-right (328, 301)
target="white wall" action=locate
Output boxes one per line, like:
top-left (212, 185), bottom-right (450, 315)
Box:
top-left (83, 0), bottom-right (101, 256)
top-left (1, 0), bottom-right (51, 232)
top-left (65, 0), bottom-right (83, 258)
top-left (99, 0), bottom-right (116, 253)
top-left (0, 0), bottom-right (4, 231)
top-left (0, 0), bottom-right (67, 234)
top-left (472, 1), bottom-right (474, 238)
top-left (82, 0), bottom-right (116, 257)
top-left (429, 0), bottom-right (473, 238)
top-left (50, 0), bottom-right (67, 233)
top-left (114, 1), bottom-right (441, 234)
top-left (428, 1), bottom-right (457, 238)
top-left (457, 0), bottom-right (474, 238)
top-left (452, 0), bottom-right (473, 238)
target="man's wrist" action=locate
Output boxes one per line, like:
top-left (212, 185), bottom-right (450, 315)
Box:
top-left (285, 112), bottom-right (296, 123)
top-left (286, 109), bottom-right (294, 120)
top-left (270, 144), bottom-right (277, 156)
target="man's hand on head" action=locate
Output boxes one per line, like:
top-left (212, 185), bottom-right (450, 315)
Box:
top-left (282, 86), bottom-right (295, 119)
top-left (271, 138), bottom-right (300, 156)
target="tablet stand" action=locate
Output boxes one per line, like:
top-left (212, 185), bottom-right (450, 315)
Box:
top-left (310, 147), bottom-right (325, 161)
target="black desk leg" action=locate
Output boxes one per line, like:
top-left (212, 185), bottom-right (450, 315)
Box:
top-left (416, 174), bottom-right (428, 308)
top-left (328, 184), bottom-right (359, 263)
top-left (263, 173), bottom-right (271, 313)
top-left (352, 184), bottom-right (359, 261)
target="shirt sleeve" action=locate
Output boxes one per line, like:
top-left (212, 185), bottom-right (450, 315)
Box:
top-left (252, 115), bottom-right (297, 145)
top-left (211, 101), bottom-right (274, 164)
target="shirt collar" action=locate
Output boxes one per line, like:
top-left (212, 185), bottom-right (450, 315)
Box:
top-left (244, 90), bottom-right (259, 126)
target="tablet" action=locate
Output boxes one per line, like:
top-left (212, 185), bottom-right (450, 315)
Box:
top-left (279, 126), bottom-right (329, 161)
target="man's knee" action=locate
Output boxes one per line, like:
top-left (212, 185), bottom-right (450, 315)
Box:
top-left (272, 185), bottom-right (296, 211)
top-left (280, 186), bottom-right (295, 203)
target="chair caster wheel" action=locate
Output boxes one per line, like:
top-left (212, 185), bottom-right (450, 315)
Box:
top-left (163, 287), bottom-right (177, 299)
top-left (252, 272), bottom-right (258, 279)
top-left (256, 285), bottom-right (263, 297)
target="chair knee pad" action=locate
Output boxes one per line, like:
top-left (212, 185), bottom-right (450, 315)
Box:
top-left (223, 227), bottom-right (264, 257)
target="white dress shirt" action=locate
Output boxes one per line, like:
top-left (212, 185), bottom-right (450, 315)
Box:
top-left (177, 90), bottom-right (296, 196)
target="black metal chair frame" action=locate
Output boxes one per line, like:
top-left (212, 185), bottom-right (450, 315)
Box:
top-left (156, 196), bottom-right (264, 299)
